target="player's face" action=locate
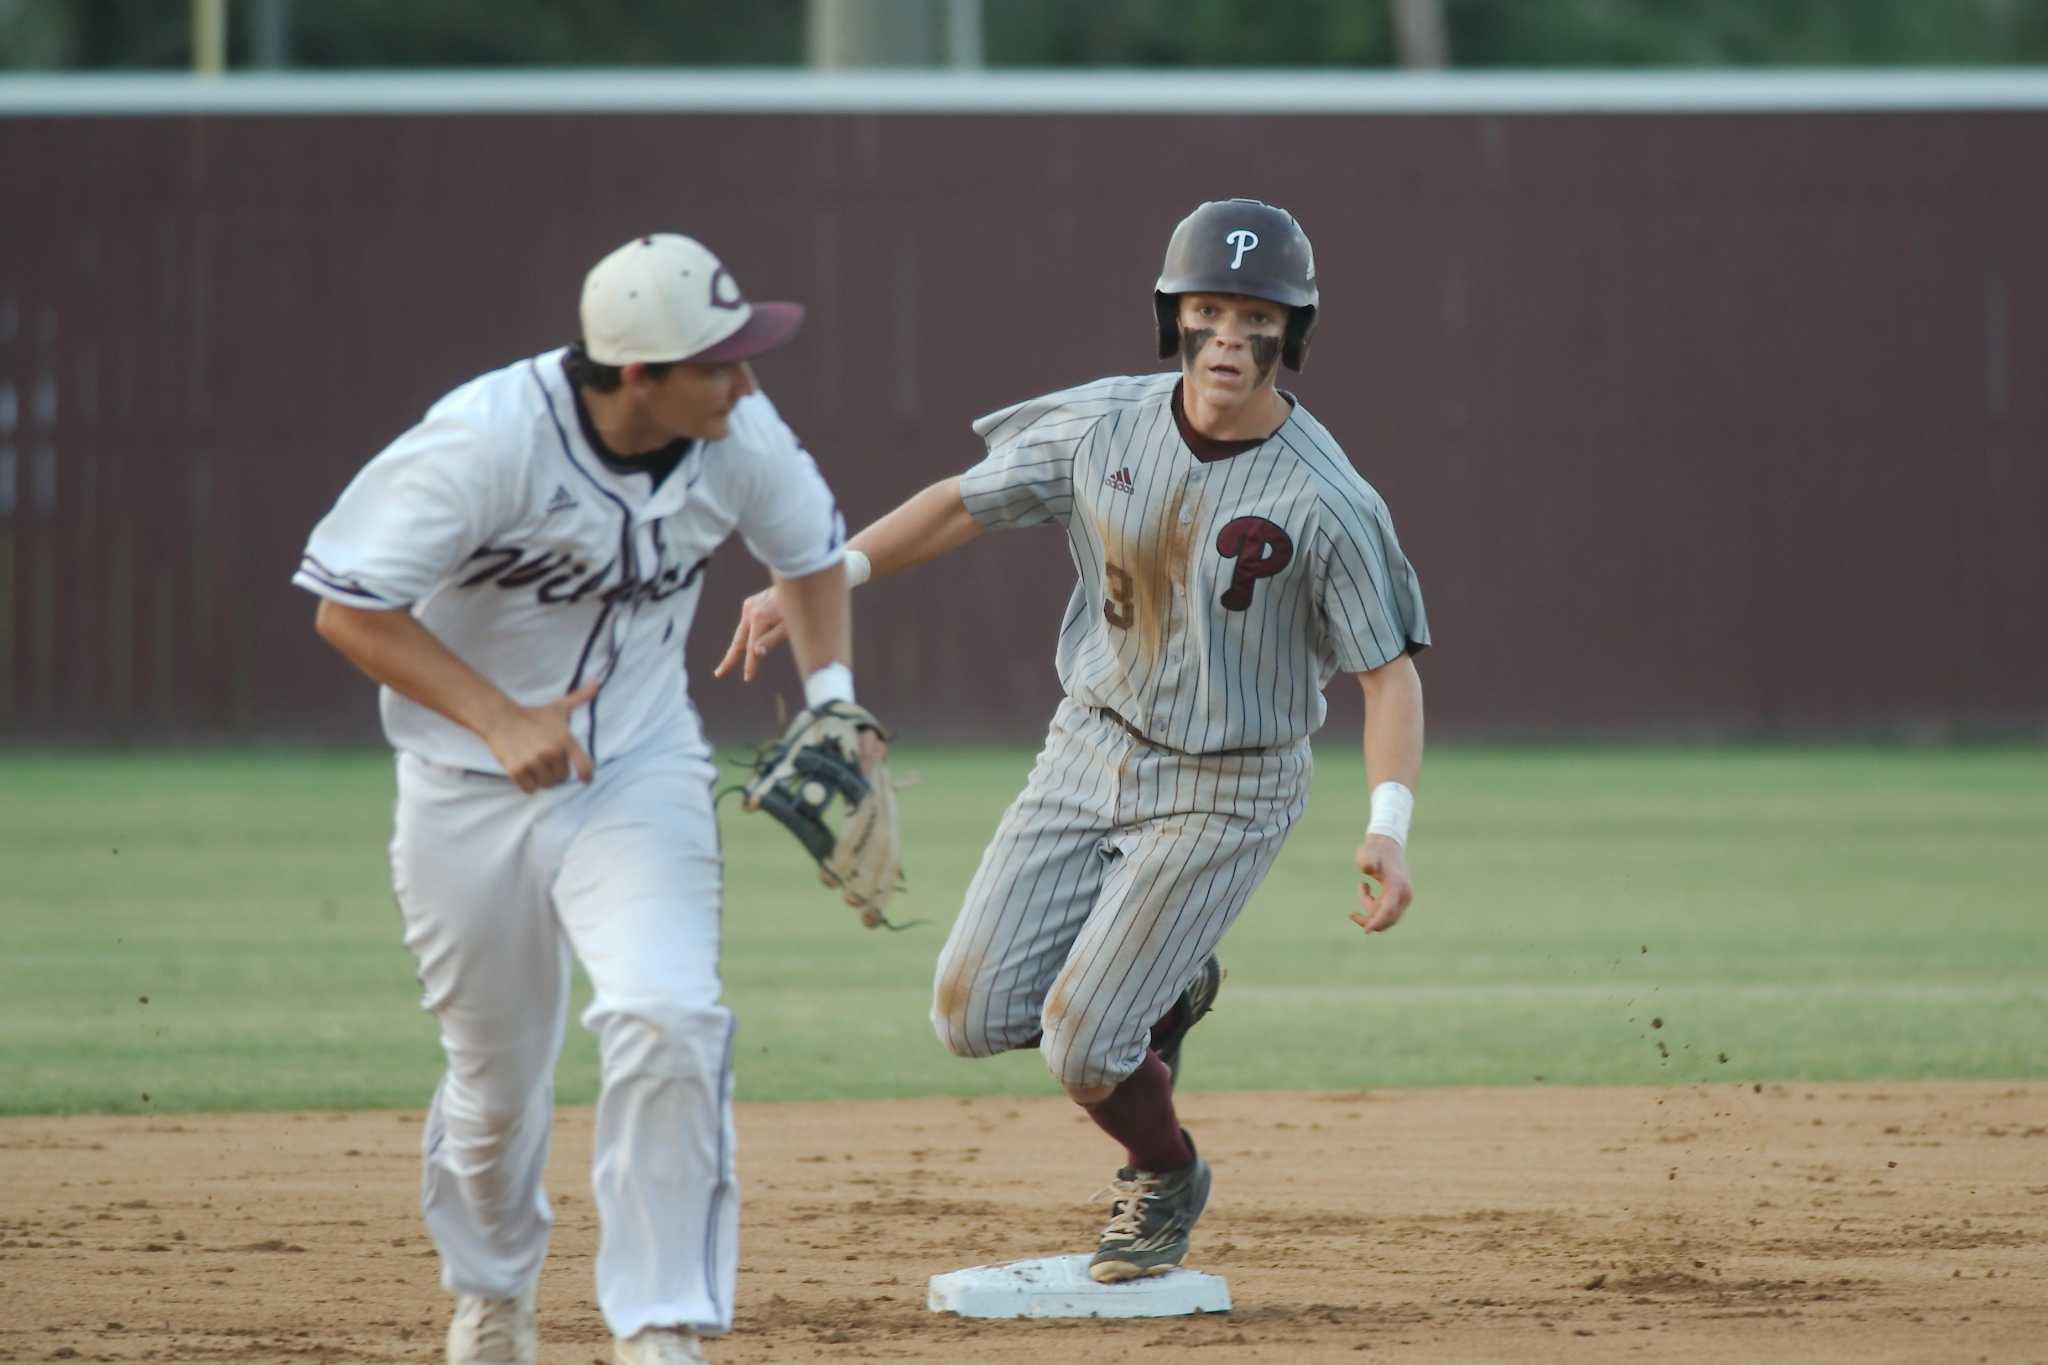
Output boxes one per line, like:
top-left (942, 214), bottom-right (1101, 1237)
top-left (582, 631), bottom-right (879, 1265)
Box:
top-left (636, 360), bottom-right (758, 442)
top-left (1177, 293), bottom-right (1286, 409)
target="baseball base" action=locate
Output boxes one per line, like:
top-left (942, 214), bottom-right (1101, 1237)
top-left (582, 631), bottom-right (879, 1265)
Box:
top-left (926, 1253), bottom-right (1231, 1319)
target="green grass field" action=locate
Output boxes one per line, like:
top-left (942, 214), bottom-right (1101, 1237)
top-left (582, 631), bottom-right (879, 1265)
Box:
top-left (3, 745), bottom-right (2043, 1115)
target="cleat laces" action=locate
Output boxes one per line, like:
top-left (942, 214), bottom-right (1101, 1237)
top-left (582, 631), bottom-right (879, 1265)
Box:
top-left (1095, 1172), bottom-right (1157, 1243)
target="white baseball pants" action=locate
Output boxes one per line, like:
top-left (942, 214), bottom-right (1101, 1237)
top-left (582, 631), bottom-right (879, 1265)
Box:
top-left (390, 742), bottom-right (735, 1339)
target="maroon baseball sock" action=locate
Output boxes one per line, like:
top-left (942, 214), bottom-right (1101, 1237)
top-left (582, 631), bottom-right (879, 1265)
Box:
top-left (1083, 1051), bottom-right (1195, 1172)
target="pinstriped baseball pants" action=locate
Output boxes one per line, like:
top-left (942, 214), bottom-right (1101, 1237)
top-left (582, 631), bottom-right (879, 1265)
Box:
top-left (931, 697), bottom-right (1310, 1091)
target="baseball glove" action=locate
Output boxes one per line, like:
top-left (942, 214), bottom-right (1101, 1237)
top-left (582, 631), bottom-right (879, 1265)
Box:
top-left (738, 700), bottom-right (906, 928)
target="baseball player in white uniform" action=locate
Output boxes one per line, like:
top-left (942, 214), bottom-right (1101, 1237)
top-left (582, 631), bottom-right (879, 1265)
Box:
top-left (295, 235), bottom-right (863, 1365)
top-left (719, 199), bottom-right (1429, 1280)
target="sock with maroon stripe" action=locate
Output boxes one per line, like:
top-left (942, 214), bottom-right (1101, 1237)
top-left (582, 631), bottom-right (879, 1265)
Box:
top-left (1082, 1051), bottom-right (1196, 1172)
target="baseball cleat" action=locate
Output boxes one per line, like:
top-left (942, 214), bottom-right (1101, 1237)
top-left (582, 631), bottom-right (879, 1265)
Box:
top-left (1087, 1142), bottom-right (1213, 1283)
top-left (1152, 954), bottom-right (1224, 1087)
top-left (445, 1286), bottom-right (538, 1365)
top-left (614, 1326), bottom-right (708, 1364)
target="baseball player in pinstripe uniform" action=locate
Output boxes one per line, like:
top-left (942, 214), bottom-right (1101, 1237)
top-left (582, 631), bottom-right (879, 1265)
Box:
top-left (296, 235), bottom-right (868, 1365)
top-left (720, 199), bottom-right (1428, 1281)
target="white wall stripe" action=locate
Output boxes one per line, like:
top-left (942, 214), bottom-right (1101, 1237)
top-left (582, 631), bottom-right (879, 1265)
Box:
top-left (6, 69), bottom-right (2048, 118)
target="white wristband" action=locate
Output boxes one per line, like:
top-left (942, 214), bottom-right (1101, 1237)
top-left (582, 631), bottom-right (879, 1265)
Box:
top-left (803, 661), bottom-right (855, 708)
top-left (843, 548), bottom-right (871, 588)
top-left (1366, 781), bottom-right (1415, 847)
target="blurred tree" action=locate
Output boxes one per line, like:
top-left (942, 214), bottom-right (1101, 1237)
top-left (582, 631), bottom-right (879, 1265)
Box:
top-left (3, 0), bottom-right (2046, 70)
top-left (283, 0), bottom-right (805, 67)
top-left (0, 0), bottom-right (187, 68)
top-left (0, 0), bottom-right (67, 66)
top-left (986, 0), bottom-right (1395, 67)
top-left (0, 0), bottom-right (806, 69)
top-left (1447, 0), bottom-right (2048, 67)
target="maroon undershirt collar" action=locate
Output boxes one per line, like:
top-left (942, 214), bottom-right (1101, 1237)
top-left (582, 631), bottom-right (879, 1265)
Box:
top-left (1170, 379), bottom-right (1290, 463)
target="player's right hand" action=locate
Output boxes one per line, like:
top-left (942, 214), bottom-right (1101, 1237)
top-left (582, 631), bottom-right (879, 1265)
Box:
top-left (483, 679), bottom-right (601, 793)
top-left (713, 586), bottom-right (789, 683)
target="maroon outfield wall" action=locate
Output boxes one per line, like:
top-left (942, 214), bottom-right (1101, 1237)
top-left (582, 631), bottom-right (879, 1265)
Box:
top-left (2, 100), bottom-right (2045, 744)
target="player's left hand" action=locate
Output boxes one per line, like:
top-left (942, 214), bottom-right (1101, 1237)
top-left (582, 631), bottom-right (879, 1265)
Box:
top-left (1351, 833), bottom-right (1413, 934)
top-left (739, 700), bottom-right (905, 928)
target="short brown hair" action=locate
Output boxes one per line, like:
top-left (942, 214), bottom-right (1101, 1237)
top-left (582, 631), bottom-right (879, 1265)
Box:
top-left (566, 341), bottom-right (674, 394)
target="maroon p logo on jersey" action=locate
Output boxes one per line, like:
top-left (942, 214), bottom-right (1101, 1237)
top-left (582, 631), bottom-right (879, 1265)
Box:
top-left (1214, 516), bottom-right (1294, 610)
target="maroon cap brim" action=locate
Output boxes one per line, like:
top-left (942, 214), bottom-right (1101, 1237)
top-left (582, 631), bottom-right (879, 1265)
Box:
top-left (685, 301), bottom-right (805, 363)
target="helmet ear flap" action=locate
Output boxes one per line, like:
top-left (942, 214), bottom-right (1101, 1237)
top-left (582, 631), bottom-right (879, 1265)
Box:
top-left (1282, 305), bottom-right (1317, 372)
top-left (1154, 292), bottom-right (1179, 360)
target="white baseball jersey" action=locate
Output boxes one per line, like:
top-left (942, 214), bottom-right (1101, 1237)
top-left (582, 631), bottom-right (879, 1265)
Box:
top-left (293, 347), bottom-right (845, 771)
top-left (958, 372), bottom-right (1428, 754)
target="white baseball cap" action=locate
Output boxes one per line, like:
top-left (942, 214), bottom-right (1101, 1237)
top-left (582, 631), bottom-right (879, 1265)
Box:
top-left (579, 233), bottom-right (804, 366)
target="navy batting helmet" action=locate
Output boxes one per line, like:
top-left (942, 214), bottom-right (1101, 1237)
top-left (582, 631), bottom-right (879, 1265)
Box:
top-left (1154, 198), bottom-right (1319, 372)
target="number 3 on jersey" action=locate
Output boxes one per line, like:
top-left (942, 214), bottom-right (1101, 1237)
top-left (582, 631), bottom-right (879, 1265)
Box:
top-left (1104, 563), bottom-right (1136, 628)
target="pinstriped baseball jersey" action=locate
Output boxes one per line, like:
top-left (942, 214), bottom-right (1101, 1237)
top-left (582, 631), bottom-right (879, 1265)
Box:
top-left (933, 370), bottom-right (1430, 1092)
top-left (959, 372), bottom-right (1428, 754)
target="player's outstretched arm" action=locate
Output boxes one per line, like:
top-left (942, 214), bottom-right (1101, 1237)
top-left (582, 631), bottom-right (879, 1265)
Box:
top-left (715, 476), bottom-right (985, 683)
top-left (312, 600), bottom-right (598, 793)
top-left (843, 474), bottom-right (987, 577)
top-left (1352, 652), bottom-right (1425, 934)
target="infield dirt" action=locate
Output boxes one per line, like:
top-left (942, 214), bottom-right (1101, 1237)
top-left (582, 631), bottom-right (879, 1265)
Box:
top-left (2, 1083), bottom-right (2043, 1363)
